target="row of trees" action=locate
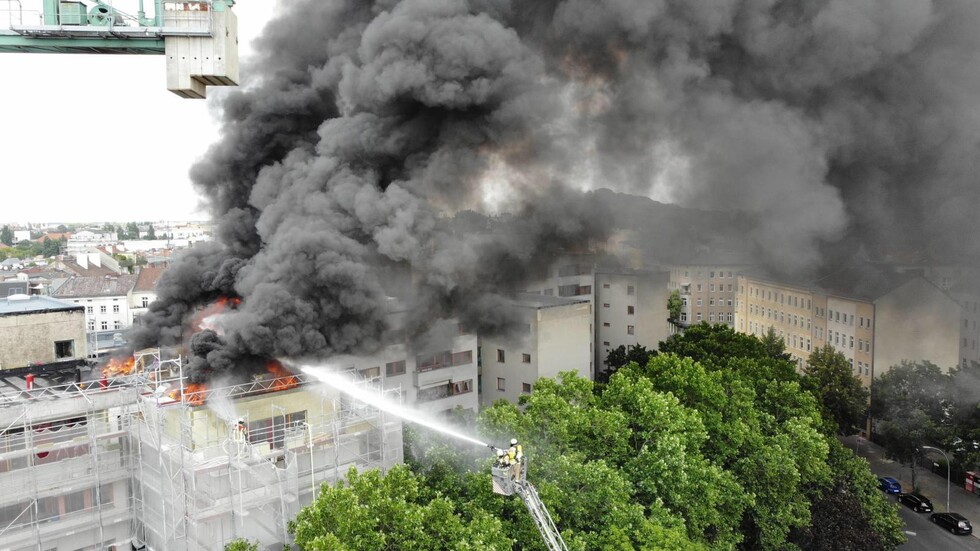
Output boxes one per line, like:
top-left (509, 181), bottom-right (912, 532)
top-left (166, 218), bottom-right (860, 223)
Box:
top-left (0, 236), bottom-right (66, 261)
top-left (280, 324), bottom-right (904, 550)
top-left (872, 360), bottom-right (980, 487)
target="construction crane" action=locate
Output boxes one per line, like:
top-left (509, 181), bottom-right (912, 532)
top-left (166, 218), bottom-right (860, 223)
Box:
top-left (0, 0), bottom-right (238, 97)
top-left (491, 448), bottom-right (569, 551)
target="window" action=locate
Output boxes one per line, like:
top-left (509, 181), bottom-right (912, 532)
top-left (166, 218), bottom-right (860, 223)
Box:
top-left (101, 321), bottom-right (108, 330)
top-left (709, 298), bottom-right (715, 306)
top-left (849, 336), bottom-right (854, 349)
top-left (627, 325), bottom-right (635, 335)
top-left (602, 283), bottom-right (610, 289)
top-left (727, 313), bottom-right (733, 322)
top-left (54, 340), bottom-right (73, 359)
top-left (602, 341), bottom-right (610, 346)
top-left (86, 306), bottom-right (93, 314)
top-left (710, 271), bottom-right (715, 278)
top-left (386, 360), bottom-right (406, 376)
top-left (497, 377), bottom-right (506, 391)
top-left (728, 284), bottom-right (733, 292)
top-left (603, 322), bottom-right (610, 327)
top-left (627, 305), bottom-right (634, 315)
top-left (709, 313), bottom-right (715, 322)
top-left (680, 312), bottom-right (687, 322)
top-left (627, 285), bottom-right (635, 296)
top-left (112, 304), bottom-right (119, 313)
top-left (522, 353), bottom-right (531, 363)
top-left (697, 284), bottom-right (702, 292)
top-left (682, 297), bottom-right (688, 306)
top-left (522, 383), bottom-right (532, 394)
top-left (697, 298), bottom-right (703, 307)
top-left (100, 305), bottom-right (107, 314)
top-left (359, 366), bottom-right (380, 380)
top-left (113, 321), bottom-right (121, 330)
top-left (141, 296), bottom-right (149, 308)
top-left (710, 284), bottom-right (715, 292)
top-left (603, 303), bottom-right (610, 308)
top-left (497, 349), bottom-right (505, 363)
top-left (87, 320), bottom-right (95, 331)
top-left (696, 313), bottom-right (702, 322)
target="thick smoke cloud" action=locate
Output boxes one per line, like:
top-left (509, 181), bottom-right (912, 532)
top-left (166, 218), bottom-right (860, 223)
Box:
top-left (134, 0), bottom-right (980, 380)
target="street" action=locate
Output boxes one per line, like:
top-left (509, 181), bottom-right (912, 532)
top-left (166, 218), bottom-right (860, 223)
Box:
top-left (842, 436), bottom-right (980, 550)
top-left (892, 495), bottom-right (980, 550)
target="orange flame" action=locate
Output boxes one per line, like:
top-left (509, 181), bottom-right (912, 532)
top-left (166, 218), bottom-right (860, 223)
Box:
top-left (101, 356), bottom-right (136, 379)
top-left (266, 360), bottom-right (299, 391)
top-left (189, 296), bottom-right (243, 334)
top-left (168, 382), bottom-right (208, 405)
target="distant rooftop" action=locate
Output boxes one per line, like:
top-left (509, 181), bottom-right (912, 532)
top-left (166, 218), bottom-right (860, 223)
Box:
top-left (0, 294), bottom-right (82, 315)
top-left (53, 275), bottom-right (139, 299)
top-left (134, 265), bottom-right (167, 293)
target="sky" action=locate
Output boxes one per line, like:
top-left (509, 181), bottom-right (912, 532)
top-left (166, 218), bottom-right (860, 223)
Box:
top-left (0, 1), bottom-right (278, 226)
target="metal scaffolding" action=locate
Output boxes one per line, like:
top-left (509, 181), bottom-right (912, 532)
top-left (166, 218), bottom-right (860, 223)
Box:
top-left (0, 348), bottom-right (403, 551)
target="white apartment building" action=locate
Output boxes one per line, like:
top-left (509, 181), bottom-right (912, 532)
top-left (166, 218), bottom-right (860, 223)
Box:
top-left (65, 231), bottom-right (117, 253)
top-left (129, 265), bottom-right (167, 324)
top-left (52, 275), bottom-right (138, 357)
top-left (595, 269), bottom-right (671, 373)
top-left (478, 294), bottom-right (591, 408)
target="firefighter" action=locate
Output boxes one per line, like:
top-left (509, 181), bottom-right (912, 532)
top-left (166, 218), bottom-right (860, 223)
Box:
top-left (495, 448), bottom-right (509, 468)
top-left (508, 438), bottom-right (523, 479)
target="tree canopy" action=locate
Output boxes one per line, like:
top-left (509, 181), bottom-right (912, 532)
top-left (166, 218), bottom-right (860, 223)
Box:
top-left (801, 344), bottom-right (869, 436)
top-left (290, 324), bottom-right (905, 550)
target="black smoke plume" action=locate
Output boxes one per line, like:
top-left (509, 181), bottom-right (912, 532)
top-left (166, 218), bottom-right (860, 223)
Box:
top-left (133, 0), bottom-right (980, 380)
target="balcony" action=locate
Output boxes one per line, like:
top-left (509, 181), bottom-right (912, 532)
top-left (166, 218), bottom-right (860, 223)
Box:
top-left (416, 379), bottom-right (474, 403)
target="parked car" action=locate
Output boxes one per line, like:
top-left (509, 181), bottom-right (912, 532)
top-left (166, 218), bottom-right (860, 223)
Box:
top-left (931, 512), bottom-right (973, 535)
top-left (878, 476), bottom-right (902, 494)
top-left (898, 493), bottom-right (933, 512)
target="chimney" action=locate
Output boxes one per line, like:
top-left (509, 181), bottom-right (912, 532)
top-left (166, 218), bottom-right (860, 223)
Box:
top-left (76, 253), bottom-right (88, 270)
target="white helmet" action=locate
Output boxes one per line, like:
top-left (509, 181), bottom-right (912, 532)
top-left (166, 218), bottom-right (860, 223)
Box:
top-left (496, 449), bottom-right (504, 457)
top-left (510, 438), bottom-right (518, 445)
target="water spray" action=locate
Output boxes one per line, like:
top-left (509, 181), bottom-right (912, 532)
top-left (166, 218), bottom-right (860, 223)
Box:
top-left (298, 363), bottom-right (489, 448)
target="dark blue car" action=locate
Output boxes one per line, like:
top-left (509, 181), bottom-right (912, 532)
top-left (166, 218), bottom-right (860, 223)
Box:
top-left (878, 476), bottom-right (902, 494)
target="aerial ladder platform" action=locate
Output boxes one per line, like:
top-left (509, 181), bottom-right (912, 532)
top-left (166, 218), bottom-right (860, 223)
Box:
top-left (492, 456), bottom-right (569, 551)
top-left (0, 0), bottom-right (238, 97)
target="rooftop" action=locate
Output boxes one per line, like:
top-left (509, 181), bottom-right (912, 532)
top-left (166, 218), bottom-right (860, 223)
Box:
top-left (0, 294), bottom-right (83, 315)
top-left (53, 274), bottom-right (139, 299)
top-left (134, 265), bottom-right (167, 292)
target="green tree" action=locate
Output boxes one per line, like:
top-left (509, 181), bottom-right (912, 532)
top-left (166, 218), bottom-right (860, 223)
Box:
top-left (0, 225), bottom-right (12, 246)
top-left (288, 466), bottom-right (512, 551)
top-left (126, 222), bottom-right (140, 240)
top-left (802, 344), bottom-right (870, 435)
top-left (667, 289), bottom-right (683, 320)
top-left (760, 326), bottom-right (792, 360)
top-left (223, 539), bottom-right (259, 551)
top-left (40, 237), bottom-right (61, 258)
top-left (871, 361), bottom-right (949, 488)
top-left (146, 224), bottom-right (157, 240)
top-left (600, 343), bottom-right (654, 383)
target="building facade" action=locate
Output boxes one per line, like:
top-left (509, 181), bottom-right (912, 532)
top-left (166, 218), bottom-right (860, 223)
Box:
top-left (478, 294), bottom-right (591, 408)
top-left (669, 264), bottom-right (750, 329)
top-left (0, 295), bottom-right (87, 371)
top-left (736, 268), bottom-right (963, 391)
top-left (52, 275), bottom-right (138, 358)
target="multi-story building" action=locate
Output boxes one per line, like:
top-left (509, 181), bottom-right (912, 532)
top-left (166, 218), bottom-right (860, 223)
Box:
top-left (669, 264), bottom-right (751, 329)
top-left (478, 294), bottom-right (591, 408)
top-left (0, 350), bottom-right (402, 551)
top-left (521, 256), bottom-right (672, 377)
top-left (594, 268), bottom-right (671, 372)
top-left (52, 274), bottom-right (139, 357)
top-left (735, 272), bottom-right (815, 370)
top-left (736, 266), bottom-right (962, 390)
top-left (0, 294), bottom-right (87, 371)
top-left (129, 265), bottom-right (168, 325)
